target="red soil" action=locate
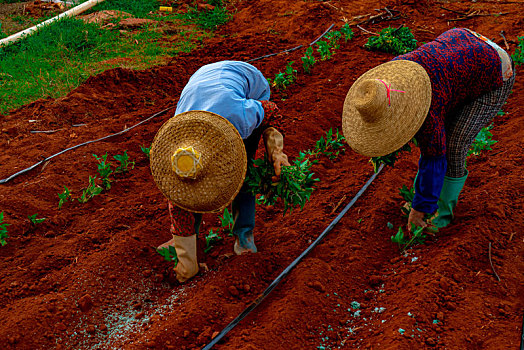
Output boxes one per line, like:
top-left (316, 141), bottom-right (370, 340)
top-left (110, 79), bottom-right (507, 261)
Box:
top-left (0, 0), bottom-right (523, 349)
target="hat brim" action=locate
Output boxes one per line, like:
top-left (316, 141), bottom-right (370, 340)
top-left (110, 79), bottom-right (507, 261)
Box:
top-left (342, 60), bottom-right (432, 157)
top-left (150, 111), bottom-right (247, 213)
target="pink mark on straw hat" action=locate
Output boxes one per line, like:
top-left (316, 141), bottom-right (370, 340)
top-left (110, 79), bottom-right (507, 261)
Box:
top-left (376, 79), bottom-right (405, 106)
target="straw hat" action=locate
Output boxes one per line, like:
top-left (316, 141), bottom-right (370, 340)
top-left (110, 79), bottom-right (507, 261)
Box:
top-left (342, 60), bottom-right (432, 157)
top-left (150, 110), bottom-right (247, 213)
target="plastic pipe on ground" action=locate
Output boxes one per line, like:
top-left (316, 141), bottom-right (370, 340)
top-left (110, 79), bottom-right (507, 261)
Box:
top-left (0, 0), bottom-right (107, 47)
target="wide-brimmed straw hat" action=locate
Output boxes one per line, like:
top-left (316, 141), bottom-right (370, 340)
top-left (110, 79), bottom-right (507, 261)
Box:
top-left (342, 60), bottom-right (432, 157)
top-left (150, 110), bottom-right (247, 213)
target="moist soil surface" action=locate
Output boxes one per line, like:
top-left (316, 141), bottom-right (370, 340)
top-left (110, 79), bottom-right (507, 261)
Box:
top-left (1, 0), bottom-right (523, 349)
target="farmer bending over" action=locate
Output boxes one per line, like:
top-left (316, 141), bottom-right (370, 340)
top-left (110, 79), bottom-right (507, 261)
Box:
top-left (150, 61), bottom-right (290, 282)
top-left (342, 28), bottom-right (515, 231)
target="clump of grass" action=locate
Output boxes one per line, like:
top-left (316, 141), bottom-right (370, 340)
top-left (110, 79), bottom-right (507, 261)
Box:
top-left (364, 26), bottom-right (417, 55)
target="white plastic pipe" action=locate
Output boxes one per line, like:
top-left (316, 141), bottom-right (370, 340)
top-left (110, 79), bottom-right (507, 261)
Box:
top-left (0, 0), bottom-right (107, 47)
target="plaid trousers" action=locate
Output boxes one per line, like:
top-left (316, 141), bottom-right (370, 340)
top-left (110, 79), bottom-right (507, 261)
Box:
top-left (445, 65), bottom-right (516, 177)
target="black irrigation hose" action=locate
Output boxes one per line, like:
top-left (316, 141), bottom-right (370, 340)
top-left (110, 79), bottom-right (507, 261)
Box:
top-left (201, 163), bottom-right (385, 350)
top-left (520, 313), bottom-right (524, 350)
top-left (0, 106), bottom-right (174, 184)
top-left (245, 23), bottom-right (335, 63)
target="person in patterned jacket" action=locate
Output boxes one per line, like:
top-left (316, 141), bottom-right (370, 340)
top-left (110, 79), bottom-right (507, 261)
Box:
top-left (342, 28), bottom-right (515, 232)
top-left (150, 61), bottom-right (290, 283)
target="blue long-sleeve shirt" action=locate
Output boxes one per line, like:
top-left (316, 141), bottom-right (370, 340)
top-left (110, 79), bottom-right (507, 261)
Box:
top-left (175, 61), bottom-right (271, 139)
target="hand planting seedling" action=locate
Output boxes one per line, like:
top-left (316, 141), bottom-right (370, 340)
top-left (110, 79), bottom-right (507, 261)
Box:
top-left (301, 46), bottom-right (316, 74)
top-left (0, 211), bottom-right (9, 246)
top-left (157, 246), bottom-right (178, 264)
top-left (340, 23), bottom-right (354, 42)
top-left (305, 128), bottom-right (346, 160)
top-left (391, 224), bottom-right (427, 253)
top-left (28, 214), bottom-right (46, 225)
top-left (114, 150), bottom-right (135, 173)
top-left (316, 40), bottom-right (332, 60)
top-left (364, 26), bottom-right (417, 55)
top-left (399, 184), bottom-right (415, 217)
top-left (246, 152), bottom-right (319, 215)
top-left (58, 185), bottom-right (72, 209)
top-left (78, 176), bottom-right (103, 203)
top-left (93, 153), bottom-right (113, 190)
top-left (370, 141), bottom-right (415, 173)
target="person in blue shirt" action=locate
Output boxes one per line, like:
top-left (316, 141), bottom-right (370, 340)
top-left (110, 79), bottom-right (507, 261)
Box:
top-left (151, 61), bottom-right (290, 283)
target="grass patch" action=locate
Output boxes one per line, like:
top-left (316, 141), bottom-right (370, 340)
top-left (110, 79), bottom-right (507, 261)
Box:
top-left (0, 0), bottom-right (230, 116)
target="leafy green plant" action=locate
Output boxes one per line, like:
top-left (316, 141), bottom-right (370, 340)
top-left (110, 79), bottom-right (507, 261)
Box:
top-left (219, 207), bottom-right (234, 235)
top-left (305, 128), bottom-right (346, 160)
top-left (370, 140), bottom-right (416, 172)
top-left (467, 124), bottom-right (497, 157)
top-left (391, 224), bottom-right (427, 253)
top-left (28, 213), bottom-right (46, 225)
top-left (246, 152), bottom-right (319, 215)
top-left (58, 185), bottom-right (72, 209)
top-left (0, 211), bottom-right (9, 246)
top-left (301, 46), bottom-right (316, 74)
top-left (78, 176), bottom-right (103, 203)
top-left (204, 229), bottom-right (223, 253)
top-left (93, 153), bottom-right (113, 190)
top-left (114, 150), bottom-right (135, 174)
top-left (284, 61), bottom-right (297, 84)
top-left (140, 145), bottom-right (151, 158)
top-left (316, 40), bottom-right (332, 60)
top-left (340, 23), bottom-right (354, 42)
top-left (157, 246), bottom-right (178, 264)
top-left (365, 26), bottom-right (417, 55)
top-left (325, 30), bottom-right (342, 50)
top-left (511, 36), bottom-right (524, 66)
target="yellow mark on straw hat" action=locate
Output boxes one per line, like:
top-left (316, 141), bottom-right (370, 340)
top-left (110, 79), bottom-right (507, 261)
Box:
top-left (171, 146), bottom-right (202, 179)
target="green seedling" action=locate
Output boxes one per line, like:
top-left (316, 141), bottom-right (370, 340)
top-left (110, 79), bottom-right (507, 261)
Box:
top-left (467, 124), bottom-right (497, 158)
top-left (93, 153), bottom-right (113, 190)
top-left (204, 229), bottom-right (223, 253)
top-left (219, 207), bottom-right (234, 235)
top-left (301, 46), bottom-right (316, 74)
top-left (306, 128), bottom-right (346, 160)
top-left (114, 150), bottom-right (135, 174)
top-left (28, 214), bottom-right (46, 225)
top-left (365, 26), bottom-right (417, 55)
top-left (0, 211), bottom-right (9, 246)
top-left (340, 23), bottom-right (354, 42)
top-left (370, 139), bottom-right (417, 172)
top-left (157, 246), bottom-right (178, 264)
top-left (511, 36), bottom-right (524, 66)
top-left (58, 185), bottom-right (72, 209)
top-left (246, 152), bottom-right (319, 215)
top-left (325, 30), bottom-right (342, 50)
top-left (391, 224), bottom-right (426, 253)
top-left (78, 176), bottom-right (103, 203)
top-left (140, 145), bottom-right (151, 158)
top-left (316, 40), bottom-right (332, 60)
top-left (272, 72), bottom-right (289, 90)
top-left (284, 61), bottom-right (297, 85)
top-left (399, 184), bottom-right (415, 217)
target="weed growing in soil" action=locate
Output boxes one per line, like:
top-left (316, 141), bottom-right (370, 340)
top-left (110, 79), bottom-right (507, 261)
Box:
top-left (58, 186), bottom-right (72, 209)
top-left (246, 152), bottom-right (319, 215)
top-left (301, 47), bottom-right (316, 74)
top-left (93, 153), bottom-right (113, 190)
top-left (391, 225), bottom-right (427, 253)
top-left (511, 36), bottom-right (524, 65)
top-left (28, 214), bottom-right (46, 225)
top-left (0, 212), bottom-right (9, 246)
top-left (114, 150), bottom-right (135, 173)
top-left (365, 26), bottom-right (417, 55)
top-left (305, 128), bottom-right (346, 160)
top-left (78, 176), bottom-right (103, 203)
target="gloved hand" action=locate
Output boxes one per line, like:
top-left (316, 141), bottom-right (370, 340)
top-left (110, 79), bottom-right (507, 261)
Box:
top-left (263, 127), bottom-right (291, 181)
top-left (408, 208), bottom-right (427, 230)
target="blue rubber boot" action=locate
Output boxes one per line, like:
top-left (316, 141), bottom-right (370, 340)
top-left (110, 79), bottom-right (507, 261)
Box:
top-left (232, 189), bottom-right (257, 255)
top-left (431, 172), bottom-right (468, 228)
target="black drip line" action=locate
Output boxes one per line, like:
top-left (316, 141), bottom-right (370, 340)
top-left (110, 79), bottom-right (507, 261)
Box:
top-left (201, 164), bottom-right (385, 350)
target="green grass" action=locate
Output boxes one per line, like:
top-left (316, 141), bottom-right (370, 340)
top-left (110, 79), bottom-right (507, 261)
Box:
top-left (0, 0), bottom-right (230, 116)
